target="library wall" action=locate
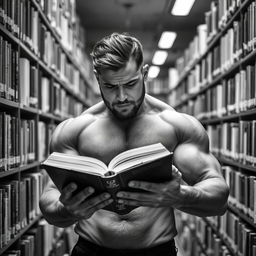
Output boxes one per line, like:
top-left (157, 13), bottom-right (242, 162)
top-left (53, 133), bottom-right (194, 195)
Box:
top-left (169, 1), bottom-right (256, 256)
top-left (0, 0), bottom-right (97, 255)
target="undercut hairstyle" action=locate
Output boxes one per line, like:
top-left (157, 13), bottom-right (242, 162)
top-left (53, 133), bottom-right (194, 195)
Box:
top-left (91, 32), bottom-right (144, 74)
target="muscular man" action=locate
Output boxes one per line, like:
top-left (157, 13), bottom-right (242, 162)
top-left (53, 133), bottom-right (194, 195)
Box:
top-left (39, 33), bottom-right (229, 256)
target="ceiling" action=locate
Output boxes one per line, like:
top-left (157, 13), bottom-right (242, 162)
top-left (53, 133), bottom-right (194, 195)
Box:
top-left (76, 0), bottom-right (212, 78)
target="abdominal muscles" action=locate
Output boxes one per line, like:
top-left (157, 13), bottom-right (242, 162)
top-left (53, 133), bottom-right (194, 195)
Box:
top-left (75, 206), bottom-right (177, 249)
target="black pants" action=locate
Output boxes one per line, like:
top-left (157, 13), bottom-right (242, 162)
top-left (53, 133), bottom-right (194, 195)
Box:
top-left (71, 237), bottom-right (178, 256)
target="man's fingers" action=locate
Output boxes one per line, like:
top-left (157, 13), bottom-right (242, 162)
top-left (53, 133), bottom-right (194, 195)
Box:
top-left (128, 180), bottom-right (160, 192)
top-left (67, 187), bottom-right (95, 205)
top-left (73, 195), bottom-right (113, 219)
top-left (59, 183), bottom-right (77, 203)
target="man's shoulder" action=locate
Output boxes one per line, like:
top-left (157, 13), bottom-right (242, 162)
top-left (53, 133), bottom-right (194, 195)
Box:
top-left (81, 101), bottom-right (107, 117)
top-left (160, 110), bottom-right (207, 143)
top-left (53, 103), bottom-right (105, 139)
top-left (59, 101), bottom-right (106, 132)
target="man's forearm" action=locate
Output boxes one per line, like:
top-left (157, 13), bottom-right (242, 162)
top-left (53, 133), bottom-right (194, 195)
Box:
top-left (177, 180), bottom-right (229, 217)
top-left (39, 190), bottom-right (77, 227)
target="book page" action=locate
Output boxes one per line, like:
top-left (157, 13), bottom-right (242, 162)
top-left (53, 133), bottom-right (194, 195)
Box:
top-left (45, 152), bottom-right (108, 175)
top-left (108, 143), bottom-right (170, 172)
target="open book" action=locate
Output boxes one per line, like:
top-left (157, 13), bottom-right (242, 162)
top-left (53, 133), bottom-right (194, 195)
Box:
top-left (41, 143), bottom-right (173, 214)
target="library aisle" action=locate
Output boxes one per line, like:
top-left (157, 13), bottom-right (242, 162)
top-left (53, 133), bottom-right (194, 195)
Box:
top-left (0, 0), bottom-right (255, 255)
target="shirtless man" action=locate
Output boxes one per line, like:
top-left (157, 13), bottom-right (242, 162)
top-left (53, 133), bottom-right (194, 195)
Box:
top-left (39, 33), bottom-right (229, 256)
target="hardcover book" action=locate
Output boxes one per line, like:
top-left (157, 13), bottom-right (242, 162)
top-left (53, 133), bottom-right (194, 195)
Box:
top-left (41, 143), bottom-right (173, 215)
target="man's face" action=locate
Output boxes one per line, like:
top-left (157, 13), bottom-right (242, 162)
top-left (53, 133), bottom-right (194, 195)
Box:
top-left (96, 59), bottom-right (147, 120)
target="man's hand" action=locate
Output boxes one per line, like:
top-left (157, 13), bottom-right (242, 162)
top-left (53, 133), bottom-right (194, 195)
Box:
top-left (59, 183), bottom-right (113, 220)
top-left (116, 166), bottom-right (183, 208)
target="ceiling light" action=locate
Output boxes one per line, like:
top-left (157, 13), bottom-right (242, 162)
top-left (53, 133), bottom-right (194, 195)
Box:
top-left (148, 66), bottom-right (160, 78)
top-left (152, 50), bottom-right (168, 65)
top-left (158, 31), bottom-right (177, 49)
top-left (171, 0), bottom-right (195, 16)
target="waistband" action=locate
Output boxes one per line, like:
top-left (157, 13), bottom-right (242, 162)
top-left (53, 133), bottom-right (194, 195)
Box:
top-left (76, 236), bottom-right (176, 253)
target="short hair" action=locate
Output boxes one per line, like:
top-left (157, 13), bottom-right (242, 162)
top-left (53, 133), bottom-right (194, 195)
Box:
top-left (91, 32), bottom-right (144, 74)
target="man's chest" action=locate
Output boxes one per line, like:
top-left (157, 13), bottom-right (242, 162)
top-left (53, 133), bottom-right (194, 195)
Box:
top-left (77, 115), bottom-right (177, 164)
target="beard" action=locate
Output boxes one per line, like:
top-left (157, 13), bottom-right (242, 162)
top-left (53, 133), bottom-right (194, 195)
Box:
top-left (100, 82), bottom-right (146, 120)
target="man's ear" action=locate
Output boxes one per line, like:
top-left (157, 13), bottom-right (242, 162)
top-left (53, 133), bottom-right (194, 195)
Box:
top-left (142, 64), bottom-right (149, 80)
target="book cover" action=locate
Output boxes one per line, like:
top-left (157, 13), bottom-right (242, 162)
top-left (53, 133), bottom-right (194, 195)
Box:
top-left (42, 143), bottom-right (173, 215)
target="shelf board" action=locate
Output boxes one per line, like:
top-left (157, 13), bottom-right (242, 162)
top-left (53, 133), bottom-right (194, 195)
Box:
top-left (20, 161), bottom-right (40, 172)
top-left (203, 218), bottom-right (237, 255)
top-left (0, 168), bottom-right (20, 178)
top-left (0, 24), bottom-right (20, 45)
top-left (20, 105), bottom-right (38, 115)
top-left (0, 98), bottom-right (19, 109)
top-left (19, 40), bottom-right (39, 63)
top-left (228, 204), bottom-right (256, 230)
top-left (0, 215), bottom-right (42, 255)
top-left (217, 155), bottom-right (256, 173)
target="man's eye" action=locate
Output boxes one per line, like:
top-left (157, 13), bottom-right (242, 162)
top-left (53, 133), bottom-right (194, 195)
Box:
top-left (105, 85), bottom-right (115, 89)
top-left (125, 83), bottom-right (136, 87)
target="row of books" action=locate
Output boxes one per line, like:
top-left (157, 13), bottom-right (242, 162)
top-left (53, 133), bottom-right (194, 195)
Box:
top-left (205, 0), bottom-right (243, 43)
top-left (20, 118), bottom-right (36, 166)
top-left (0, 36), bottom-right (19, 102)
top-left (0, 112), bottom-right (43, 171)
top-left (216, 0), bottom-right (243, 30)
top-left (172, 59), bottom-right (256, 119)
top-left (196, 217), bottom-right (234, 256)
top-left (0, 113), bottom-right (19, 170)
top-left (0, 36), bottom-right (90, 116)
top-left (0, 0), bottom-right (89, 75)
top-left (0, 112), bottom-right (66, 171)
top-left (0, 172), bottom-right (43, 249)
top-left (0, 1), bottom-right (94, 108)
top-left (174, 211), bottom-right (233, 256)
top-left (2, 219), bottom-right (70, 256)
top-left (36, 0), bottom-right (84, 55)
top-left (218, 210), bottom-right (256, 255)
top-left (175, 24), bottom-right (207, 77)
top-left (146, 78), bottom-right (169, 95)
top-left (174, 0), bottom-right (256, 91)
top-left (176, 208), bottom-right (256, 256)
top-left (40, 76), bottom-right (84, 117)
top-left (222, 166), bottom-right (256, 222)
top-left (206, 120), bottom-right (256, 165)
top-left (38, 121), bottom-right (56, 162)
top-left (17, 56), bottom-right (86, 117)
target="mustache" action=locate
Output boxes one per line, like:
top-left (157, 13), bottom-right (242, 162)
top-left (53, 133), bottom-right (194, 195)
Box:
top-left (113, 99), bottom-right (133, 105)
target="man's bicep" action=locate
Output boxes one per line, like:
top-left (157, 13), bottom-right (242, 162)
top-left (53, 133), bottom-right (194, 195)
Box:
top-left (173, 142), bottom-right (221, 186)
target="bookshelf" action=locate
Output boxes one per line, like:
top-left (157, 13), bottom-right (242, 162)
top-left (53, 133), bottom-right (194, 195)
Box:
top-left (0, 0), bottom-right (94, 255)
top-left (170, 0), bottom-right (256, 255)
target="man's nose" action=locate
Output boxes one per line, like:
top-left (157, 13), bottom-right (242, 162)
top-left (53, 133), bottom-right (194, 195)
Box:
top-left (117, 85), bottom-right (127, 101)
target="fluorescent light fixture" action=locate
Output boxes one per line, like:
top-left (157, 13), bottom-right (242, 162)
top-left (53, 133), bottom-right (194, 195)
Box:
top-left (148, 66), bottom-right (160, 78)
top-left (171, 0), bottom-right (195, 16)
top-left (152, 50), bottom-right (168, 65)
top-left (158, 31), bottom-right (177, 49)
